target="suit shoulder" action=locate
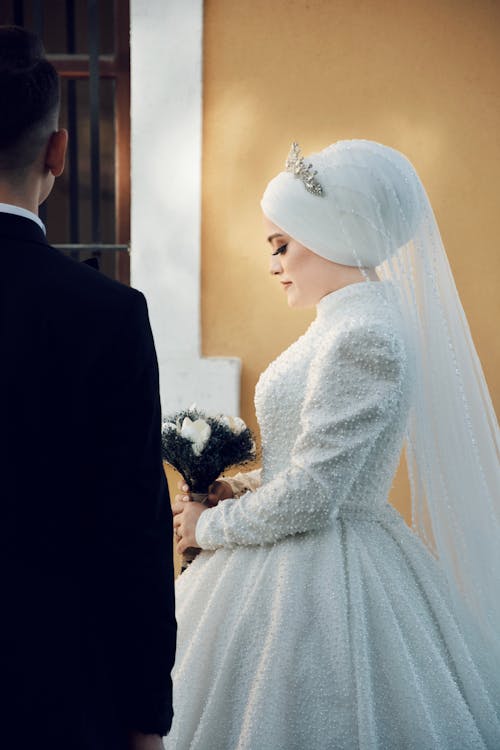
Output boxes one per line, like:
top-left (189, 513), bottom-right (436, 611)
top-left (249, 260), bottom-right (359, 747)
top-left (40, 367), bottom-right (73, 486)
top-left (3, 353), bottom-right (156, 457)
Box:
top-left (43, 245), bottom-right (144, 315)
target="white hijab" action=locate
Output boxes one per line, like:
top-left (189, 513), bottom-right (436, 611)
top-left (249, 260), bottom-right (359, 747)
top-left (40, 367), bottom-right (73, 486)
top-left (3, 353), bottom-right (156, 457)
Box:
top-left (261, 140), bottom-right (421, 267)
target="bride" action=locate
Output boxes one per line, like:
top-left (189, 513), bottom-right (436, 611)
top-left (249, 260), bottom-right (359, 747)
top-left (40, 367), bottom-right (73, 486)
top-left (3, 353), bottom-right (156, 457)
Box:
top-left (166, 140), bottom-right (500, 749)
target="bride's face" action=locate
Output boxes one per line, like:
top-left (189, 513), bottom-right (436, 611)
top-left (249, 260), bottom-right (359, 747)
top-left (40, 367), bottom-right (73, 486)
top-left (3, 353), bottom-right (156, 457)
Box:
top-left (263, 216), bottom-right (348, 308)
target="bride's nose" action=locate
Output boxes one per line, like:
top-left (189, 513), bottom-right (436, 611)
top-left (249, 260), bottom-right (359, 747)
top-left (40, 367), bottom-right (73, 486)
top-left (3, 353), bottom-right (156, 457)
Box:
top-left (269, 255), bottom-right (283, 275)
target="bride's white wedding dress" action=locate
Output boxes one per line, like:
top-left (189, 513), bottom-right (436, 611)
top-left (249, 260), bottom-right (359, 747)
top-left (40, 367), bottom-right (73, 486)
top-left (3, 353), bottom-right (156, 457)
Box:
top-left (164, 282), bottom-right (500, 750)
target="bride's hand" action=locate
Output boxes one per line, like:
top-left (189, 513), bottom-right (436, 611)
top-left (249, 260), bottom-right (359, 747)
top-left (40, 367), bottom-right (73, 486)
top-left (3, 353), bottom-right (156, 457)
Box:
top-left (174, 479), bottom-right (191, 506)
top-left (206, 479), bottom-right (233, 506)
top-left (171, 478), bottom-right (232, 553)
top-left (173, 501), bottom-right (207, 554)
top-left (173, 479), bottom-right (233, 507)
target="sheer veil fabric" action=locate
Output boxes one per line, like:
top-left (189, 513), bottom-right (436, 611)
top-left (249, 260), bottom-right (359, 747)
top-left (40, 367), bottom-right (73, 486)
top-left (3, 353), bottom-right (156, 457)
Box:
top-left (261, 140), bottom-right (500, 681)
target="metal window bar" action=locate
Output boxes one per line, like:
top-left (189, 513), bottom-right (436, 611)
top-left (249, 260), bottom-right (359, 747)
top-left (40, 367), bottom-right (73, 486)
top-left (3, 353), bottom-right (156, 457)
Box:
top-left (13, 0), bottom-right (23, 25)
top-left (52, 244), bottom-right (131, 258)
top-left (88, 0), bottom-right (100, 248)
top-left (32, 0), bottom-right (42, 36)
top-left (66, 0), bottom-right (79, 256)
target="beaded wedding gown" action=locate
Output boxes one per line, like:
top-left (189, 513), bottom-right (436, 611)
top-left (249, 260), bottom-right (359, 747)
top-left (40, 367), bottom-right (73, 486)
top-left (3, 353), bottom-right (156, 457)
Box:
top-left (164, 282), bottom-right (500, 750)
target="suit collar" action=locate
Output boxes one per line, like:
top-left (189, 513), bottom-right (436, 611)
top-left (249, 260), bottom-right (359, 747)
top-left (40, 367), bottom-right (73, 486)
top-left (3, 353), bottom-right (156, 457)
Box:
top-left (0, 212), bottom-right (49, 247)
top-left (0, 203), bottom-right (46, 233)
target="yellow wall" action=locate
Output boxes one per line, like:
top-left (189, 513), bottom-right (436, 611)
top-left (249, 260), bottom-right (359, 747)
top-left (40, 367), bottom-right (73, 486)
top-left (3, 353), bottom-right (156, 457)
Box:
top-left (201, 0), bottom-right (500, 523)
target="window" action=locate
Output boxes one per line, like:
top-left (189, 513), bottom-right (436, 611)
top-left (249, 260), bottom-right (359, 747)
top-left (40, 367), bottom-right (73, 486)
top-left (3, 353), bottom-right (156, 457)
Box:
top-left (1, 0), bottom-right (131, 284)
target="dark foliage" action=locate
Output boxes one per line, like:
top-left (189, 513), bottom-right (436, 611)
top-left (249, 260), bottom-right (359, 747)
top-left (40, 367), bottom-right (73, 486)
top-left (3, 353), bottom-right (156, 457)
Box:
top-left (161, 408), bottom-right (257, 493)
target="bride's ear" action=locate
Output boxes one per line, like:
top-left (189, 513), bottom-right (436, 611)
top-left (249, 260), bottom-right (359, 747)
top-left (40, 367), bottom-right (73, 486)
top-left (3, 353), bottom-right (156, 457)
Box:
top-left (45, 128), bottom-right (68, 177)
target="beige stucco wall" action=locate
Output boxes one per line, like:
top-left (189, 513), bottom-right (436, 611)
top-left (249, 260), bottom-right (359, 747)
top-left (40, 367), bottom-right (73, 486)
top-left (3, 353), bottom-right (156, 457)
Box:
top-left (200, 0), bottom-right (500, 525)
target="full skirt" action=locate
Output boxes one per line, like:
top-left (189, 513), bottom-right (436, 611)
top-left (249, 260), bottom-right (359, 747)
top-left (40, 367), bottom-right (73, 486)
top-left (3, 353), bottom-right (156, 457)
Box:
top-left (164, 507), bottom-right (500, 750)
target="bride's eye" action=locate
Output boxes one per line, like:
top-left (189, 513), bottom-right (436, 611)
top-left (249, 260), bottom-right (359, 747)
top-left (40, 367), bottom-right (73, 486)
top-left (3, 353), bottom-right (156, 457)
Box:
top-left (272, 244), bottom-right (288, 256)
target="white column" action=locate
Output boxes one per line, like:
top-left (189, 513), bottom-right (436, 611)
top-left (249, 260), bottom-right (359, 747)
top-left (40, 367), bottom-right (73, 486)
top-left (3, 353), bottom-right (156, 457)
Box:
top-left (130, 0), bottom-right (240, 416)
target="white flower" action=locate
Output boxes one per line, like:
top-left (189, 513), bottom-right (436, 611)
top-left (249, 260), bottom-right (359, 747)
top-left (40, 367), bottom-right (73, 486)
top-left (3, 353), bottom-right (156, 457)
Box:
top-left (221, 415), bottom-right (247, 435)
top-left (180, 416), bottom-right (211, 456)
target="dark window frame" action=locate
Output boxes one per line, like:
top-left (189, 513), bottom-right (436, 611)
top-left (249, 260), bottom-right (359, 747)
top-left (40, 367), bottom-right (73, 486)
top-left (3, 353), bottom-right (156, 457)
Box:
top-left (2, 0), bottom-right (131, 285)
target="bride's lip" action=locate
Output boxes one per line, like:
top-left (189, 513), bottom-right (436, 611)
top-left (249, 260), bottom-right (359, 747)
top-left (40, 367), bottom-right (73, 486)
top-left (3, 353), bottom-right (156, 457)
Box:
top-left (281, 281), bottom-right (292, 288)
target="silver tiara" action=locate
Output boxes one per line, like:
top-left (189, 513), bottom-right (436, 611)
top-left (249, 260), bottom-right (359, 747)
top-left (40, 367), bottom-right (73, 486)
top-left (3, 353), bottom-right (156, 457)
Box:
top-left (285, 142), bottom-right (324, 197)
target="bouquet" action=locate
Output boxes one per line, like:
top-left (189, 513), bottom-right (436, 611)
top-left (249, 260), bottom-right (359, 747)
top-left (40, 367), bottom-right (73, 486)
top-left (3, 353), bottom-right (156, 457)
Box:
top-left (161, 407), bottom-right (256, 568)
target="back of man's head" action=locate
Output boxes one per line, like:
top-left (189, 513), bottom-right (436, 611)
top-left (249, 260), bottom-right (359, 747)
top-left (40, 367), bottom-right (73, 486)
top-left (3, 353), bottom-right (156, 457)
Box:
top-left (0, 26), bottom-right (59, 177)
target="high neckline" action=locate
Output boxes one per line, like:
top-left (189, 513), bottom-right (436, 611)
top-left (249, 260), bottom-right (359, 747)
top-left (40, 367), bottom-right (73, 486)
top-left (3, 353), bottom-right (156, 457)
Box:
top-left (315, 280), bottom-right (396, 320)
top-left (318, 280), bottom-right (379, 305)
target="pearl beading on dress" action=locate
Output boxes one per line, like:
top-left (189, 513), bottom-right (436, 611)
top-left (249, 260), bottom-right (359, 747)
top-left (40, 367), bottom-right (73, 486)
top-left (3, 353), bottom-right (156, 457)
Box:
top-left (196, 281), bottom-right (410, 550)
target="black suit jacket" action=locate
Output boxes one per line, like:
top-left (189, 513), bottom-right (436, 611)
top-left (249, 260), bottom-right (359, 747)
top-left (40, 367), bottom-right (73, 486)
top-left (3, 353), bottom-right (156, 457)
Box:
top-left (0, 213), bottom-right (176, 749)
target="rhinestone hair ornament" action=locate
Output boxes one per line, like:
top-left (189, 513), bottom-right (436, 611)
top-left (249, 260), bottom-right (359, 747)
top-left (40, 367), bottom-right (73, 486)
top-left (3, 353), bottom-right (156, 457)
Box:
top-left (285, 142), bottom-right (324, 197)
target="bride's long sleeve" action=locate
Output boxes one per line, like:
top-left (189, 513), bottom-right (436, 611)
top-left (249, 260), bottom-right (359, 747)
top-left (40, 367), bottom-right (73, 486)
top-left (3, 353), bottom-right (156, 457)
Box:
top-left (195, 323), bottom-right (406, 549)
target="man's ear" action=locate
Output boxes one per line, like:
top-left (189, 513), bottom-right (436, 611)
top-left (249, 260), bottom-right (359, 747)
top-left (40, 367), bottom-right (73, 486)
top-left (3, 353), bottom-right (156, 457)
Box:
top-left (45, 128), bottom-right (68, 178)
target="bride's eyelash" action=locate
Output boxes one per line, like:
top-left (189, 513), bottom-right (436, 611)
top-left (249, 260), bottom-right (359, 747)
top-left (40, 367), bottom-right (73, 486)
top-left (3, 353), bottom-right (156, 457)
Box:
top-left (272, 244), bottom-right (288, 256)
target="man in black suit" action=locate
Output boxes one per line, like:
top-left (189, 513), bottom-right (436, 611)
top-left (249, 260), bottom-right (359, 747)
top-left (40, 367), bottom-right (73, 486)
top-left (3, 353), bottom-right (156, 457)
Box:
top-left (0, 27), bottom-right (176, 750)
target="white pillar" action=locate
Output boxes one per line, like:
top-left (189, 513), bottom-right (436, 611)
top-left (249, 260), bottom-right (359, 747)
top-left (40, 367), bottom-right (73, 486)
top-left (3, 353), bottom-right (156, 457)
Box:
top-left (130, 0), bottom-right (240, 416)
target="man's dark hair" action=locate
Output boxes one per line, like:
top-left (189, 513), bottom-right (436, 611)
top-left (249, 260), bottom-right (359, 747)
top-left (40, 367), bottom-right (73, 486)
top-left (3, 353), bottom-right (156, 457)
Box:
top-left (0, 26), bottom-right (60, 173)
